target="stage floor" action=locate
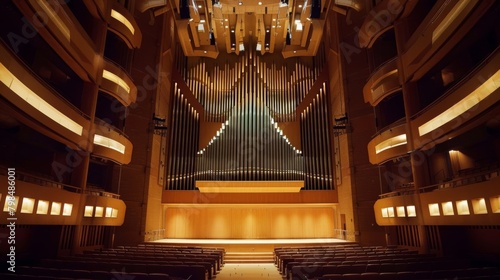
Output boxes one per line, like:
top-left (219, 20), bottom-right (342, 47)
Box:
top-left (148, 238), bottom-right (352, 252)
top-left (151, 238), bottom-right (348, 245)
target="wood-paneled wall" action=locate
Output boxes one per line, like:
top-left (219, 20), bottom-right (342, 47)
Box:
top-left (165, 205), bottom-right (335, 239)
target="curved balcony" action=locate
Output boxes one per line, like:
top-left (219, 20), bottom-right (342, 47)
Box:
top-left (108, 2), bottom-right (142, 49)
top-left (0, 42), bottom-right (91, 150)
top-left (368, 122), bottom-right (409, 165)
top-left (401, 0), bottom-right (491, 82)
top-left (411, 48), bottom-right (500, 150)
top-left (92, 119), bottom-right (133, 165)
top-left (357, 0), bottom-right (408, 48)
top-left (363, 57), bottom-right (401, 106)
top-left (82, 193), bottom-right (126, 226)
top-left (15, 0), bottom-right (100, 82)
top-left (374, 171), bottom-right (500, 226)
top-left (101, 59), bottom-right (137, 107)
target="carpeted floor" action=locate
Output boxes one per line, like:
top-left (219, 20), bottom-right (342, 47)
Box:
top-left (215, 263), bottom-right (283, 280)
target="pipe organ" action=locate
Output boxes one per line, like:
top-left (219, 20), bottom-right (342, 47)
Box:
top-left (167, 44), bottom-right (332, 190)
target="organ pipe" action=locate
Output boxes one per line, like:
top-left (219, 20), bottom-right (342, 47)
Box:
top-left (167, 43), bottom-right (330, 189)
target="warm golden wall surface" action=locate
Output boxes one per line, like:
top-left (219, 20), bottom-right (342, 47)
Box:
top-left (165, 206), bottom-right (335, 239)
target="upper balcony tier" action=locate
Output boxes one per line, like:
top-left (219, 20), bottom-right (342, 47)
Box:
top-left (101, 59), bottom-right (138, 107)
top-left (15, 0), bottom-right (101, 82)
top-left (363, 57), bottom-right (401, 106)
top-left (401, 0), bottom-right (493, 82)
top-left (0, 42), bottom-right (91, 150)
top-left (410, 47), bottom-right (500, 151)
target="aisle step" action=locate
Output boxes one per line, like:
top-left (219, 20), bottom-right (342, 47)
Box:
top-left (224, 252), bottom-right (275, 263)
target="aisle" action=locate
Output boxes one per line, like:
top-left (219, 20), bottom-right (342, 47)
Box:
top-left (215, 263), bottom-right (283, 280)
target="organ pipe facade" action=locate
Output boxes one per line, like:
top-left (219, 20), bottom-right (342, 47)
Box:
top-left (167, 44), bottom-right (332, 190)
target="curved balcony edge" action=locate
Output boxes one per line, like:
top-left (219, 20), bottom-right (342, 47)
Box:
top-left (82, 194), bottom-right (126, 226)
top-left (357, 0), bottom-right (408, 48)
top-left (101, 59), bottom-right (138, 107)
top-left (368, 123), bottom-right (409, 165)
top-left (363, 57), bottom-right (401, 106)
top-left (108, 2), bottom-right (142, 49)
top-left (92, 120), bottom-right (133, 165)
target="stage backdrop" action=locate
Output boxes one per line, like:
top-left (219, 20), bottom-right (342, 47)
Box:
top-left (164, 205), bottom-right (335, 239)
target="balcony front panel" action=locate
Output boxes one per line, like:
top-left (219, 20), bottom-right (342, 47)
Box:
top-left (82, 194), bottom-right (126, 226)
top-left (363, 57), bottom-right (400, 106)
top-left (401, 0), bottom-right (491, 82)
top-left (0, 174), bottom-right (80, 225)
top-left (0, 43), bottom-right (91, 149)
top-left (16, 0), bottom-right (100, 82)
top-left (419, 176), bottom-right (500, 225)
top-left (368, 123), bottom-right (409, 165)
top-left (374, 193), bottom-right (419, 226)
top-left (101, 59), bottom-right (137, 107)
top-left (375, 175), bottom-right (500, 226)
top-left (357, 0), bottom-right (407, 48)
top-left (92, 120), bottom-right (133, 164)
top-left (108, 2), bottom-right (142, 49)
top-left (411, 49), bottom-right (500, 151)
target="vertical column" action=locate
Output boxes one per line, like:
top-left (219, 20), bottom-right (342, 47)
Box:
top-left (394, 18), bottom-right (430, 253)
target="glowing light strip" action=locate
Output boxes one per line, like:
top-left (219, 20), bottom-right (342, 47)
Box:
top-left (102, 69), bottom-right (130, 94)
top-left (432, 0), bottom-right (468, 44)
top-left (0, 63), bottom-right (83, 136)
top-left (38, 0), bottom-right (70, 41)
top-left (375, 134), bottom-right (407, 154)
top-left (111, 9), bottom-right (135, 35)
top-left (419, 69), bottom-right (500, 136)
top-left (93, 134), bottom-right (126, 154)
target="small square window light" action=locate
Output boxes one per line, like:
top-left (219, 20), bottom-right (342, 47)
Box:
top-left (456, 200), bottom-right (470, 215)
top-left (21, 197), bottom-right (35, 214)
top-left (428, 203), bottom-right (440, 216)
top-left (84, 206), bottom-right (94, 217)
top-left (51, 202), bottom-right (61, 215)
top-left (36, 200), bottom-right (49, 215)
top-left (442, 201), bottom-right (454, 216)
top-left (406, 205), bottom-right (417, 217)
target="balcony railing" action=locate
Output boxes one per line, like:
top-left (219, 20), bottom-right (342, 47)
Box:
top-left (85, 186), bottom-right (120, 199)
top-left (380, 165), bottom-right (500, 198)
top-left (0, 167), bottom-right (81, 193)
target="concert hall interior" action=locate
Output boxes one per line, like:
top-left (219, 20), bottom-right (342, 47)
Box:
top-left (1, 0), bottom-right (500, 279)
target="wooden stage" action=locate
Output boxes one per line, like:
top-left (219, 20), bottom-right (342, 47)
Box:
top-left (147, 238), bottom-right (354, 252)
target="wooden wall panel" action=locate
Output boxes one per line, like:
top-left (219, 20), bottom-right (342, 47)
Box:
top-left (164, 206), bottom-right (335, 239)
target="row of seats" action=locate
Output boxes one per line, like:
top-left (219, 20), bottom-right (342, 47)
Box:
top-left (0, 266), bottom-right (174, 280)
top-left (2, 244), bottom-right (226, 280)
top-left (274, 244), bottom-right (499, 280)
top-left (313, 269), bottom-right (499, 280)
